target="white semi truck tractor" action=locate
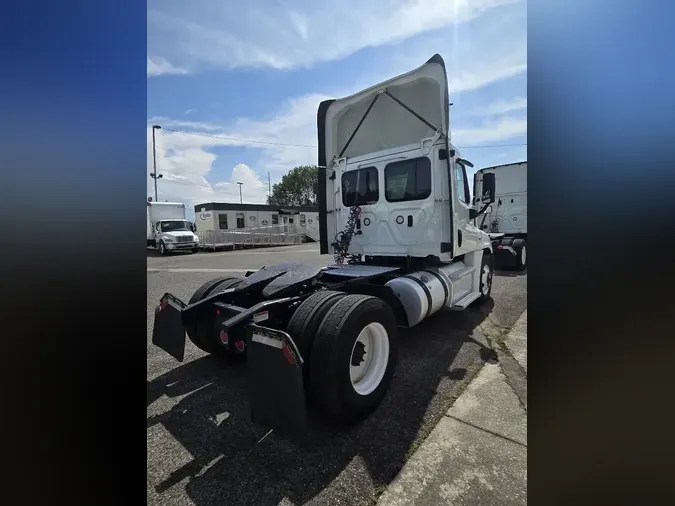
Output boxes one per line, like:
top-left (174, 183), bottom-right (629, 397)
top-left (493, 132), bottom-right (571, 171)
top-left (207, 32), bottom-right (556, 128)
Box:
top-left (151, 54), bottom-right (497, 432)
top-left (473, 161), bottom-right (527, 270)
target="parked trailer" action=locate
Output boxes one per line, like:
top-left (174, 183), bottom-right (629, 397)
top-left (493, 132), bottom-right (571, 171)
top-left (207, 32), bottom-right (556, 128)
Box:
top-left (473, 161), bottom-right (527, 270)
top-left (152, 54), bottom-right (497, 433)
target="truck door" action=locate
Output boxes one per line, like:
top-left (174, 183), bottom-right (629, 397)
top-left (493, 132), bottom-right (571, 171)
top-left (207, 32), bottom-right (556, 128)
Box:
top-left (453, 159), bottom-right (482, 256)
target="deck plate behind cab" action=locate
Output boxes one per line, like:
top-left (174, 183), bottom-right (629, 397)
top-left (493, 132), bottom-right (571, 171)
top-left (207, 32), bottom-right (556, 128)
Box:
top-left (242, 262), bottom-right (323, 298)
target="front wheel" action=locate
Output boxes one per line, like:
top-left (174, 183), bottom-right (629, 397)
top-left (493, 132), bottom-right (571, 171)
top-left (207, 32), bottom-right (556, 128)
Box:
top-left (513, 239), bottom-right (527, 270)
top-left (159, 241), bottom-right (167, 255)
top-left (309, 294), bottom-right (397, 424)
top-left (191, 247), bottom-right (199, 254)
top-left (477, 252), bottom-right (494, 302)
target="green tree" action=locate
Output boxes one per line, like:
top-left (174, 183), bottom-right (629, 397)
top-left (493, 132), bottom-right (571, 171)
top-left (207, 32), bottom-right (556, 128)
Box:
top-left (267, 165), bottom-right (318, 206)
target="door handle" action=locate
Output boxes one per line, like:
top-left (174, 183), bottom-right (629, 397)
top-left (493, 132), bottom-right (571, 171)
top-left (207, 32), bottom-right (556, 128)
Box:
top-left (407, 215), bottom-right (413, 227)
top-left (458, 230), bottom-right (463, 247)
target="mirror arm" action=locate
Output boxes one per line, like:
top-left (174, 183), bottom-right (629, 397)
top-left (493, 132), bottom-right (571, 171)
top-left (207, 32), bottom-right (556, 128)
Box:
top-left (470, 202), bottom-right (492, 220)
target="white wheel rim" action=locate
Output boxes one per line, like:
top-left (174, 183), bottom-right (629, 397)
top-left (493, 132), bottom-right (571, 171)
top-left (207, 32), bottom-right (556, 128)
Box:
top-left (160, 244), bottom-right (164, 253)
top-left (481, 264), bottom-right (491, 295)
top-left (349, 322), bottom-right (389, 396)
top-left (521, 245), bottom-right (527, 265)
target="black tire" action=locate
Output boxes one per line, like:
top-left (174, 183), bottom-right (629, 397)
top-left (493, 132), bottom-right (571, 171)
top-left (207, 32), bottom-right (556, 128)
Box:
top-left (286, 290), bottom-right (347, 389)
top-left (159, 241), bottom-right (167, 255)
top-left (477, 251), bottom-right (494, 302)
top-left (186, 277), bottom-right (244, 354)
top-left (191, 247), bottom-right (199, 254)
top-left (513, 239), bottom-right (527, 271)
top-left (309, 294), bottom-right (398, 424)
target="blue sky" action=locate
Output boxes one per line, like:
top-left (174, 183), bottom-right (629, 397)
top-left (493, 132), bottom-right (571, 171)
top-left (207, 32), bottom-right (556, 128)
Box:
top-left (147, 0), bottom-right (527, 214)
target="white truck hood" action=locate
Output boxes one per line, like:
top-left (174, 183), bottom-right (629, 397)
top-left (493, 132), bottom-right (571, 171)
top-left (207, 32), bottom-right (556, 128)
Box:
top-left (318, 54), bottom-right (450, 164)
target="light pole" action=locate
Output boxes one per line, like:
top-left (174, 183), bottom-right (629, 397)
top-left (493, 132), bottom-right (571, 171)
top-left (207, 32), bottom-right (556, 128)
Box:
top-left (151, 125), bottom-right (162, 201)
top-left (237, 181), bottom-right (243, 204)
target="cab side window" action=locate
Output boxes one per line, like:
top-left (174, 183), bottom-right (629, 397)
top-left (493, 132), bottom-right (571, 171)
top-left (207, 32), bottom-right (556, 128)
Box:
top-left (455, 162), bottom-right (470, 204)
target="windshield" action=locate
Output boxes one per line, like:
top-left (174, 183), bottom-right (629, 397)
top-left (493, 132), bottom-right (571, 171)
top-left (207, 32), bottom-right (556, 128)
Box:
top-left (160, 220), bottom-right (190, 232)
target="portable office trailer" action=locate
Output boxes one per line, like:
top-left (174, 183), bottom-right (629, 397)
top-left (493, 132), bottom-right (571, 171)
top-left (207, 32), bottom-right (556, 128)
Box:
top-left (195, 203), bottom-right (319, 233)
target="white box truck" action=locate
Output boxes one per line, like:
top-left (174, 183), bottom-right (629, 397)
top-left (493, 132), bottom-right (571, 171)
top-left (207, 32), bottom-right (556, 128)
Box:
top-left (147, 201), bottom-right (200, 255)
top-left (473, 161), bottom-right (527, 270)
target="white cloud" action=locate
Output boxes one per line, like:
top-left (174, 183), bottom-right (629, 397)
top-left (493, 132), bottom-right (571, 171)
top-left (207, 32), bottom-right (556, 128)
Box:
top-left (147, 126), bottom-right (269, 211)
top-left (148, 0), bottom-right (522, 72)
top-left (468, 96), bottom-right (527, 117)
top-left (147, 57), bottom-right (188, 77)
top-left (452, 115), bottom-right (527, 145)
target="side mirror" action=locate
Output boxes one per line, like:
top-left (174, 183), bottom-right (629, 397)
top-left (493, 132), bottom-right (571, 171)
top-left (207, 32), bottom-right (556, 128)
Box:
top-left (481, 172), bottom-right (496, 205)
top-left (469, 172), bottom-right (496, 220)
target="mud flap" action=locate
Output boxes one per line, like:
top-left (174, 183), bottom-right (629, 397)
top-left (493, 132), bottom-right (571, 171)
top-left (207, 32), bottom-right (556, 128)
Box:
top-left (152, 293), bottom-right (187, 362)
top-left (247, 324), bottom-right (307, 433)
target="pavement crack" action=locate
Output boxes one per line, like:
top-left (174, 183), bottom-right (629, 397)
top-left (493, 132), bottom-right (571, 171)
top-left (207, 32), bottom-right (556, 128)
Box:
top-left (477, 312), bottom-right (528, 411)
top-left (444, 414), bottom-right (527, 449)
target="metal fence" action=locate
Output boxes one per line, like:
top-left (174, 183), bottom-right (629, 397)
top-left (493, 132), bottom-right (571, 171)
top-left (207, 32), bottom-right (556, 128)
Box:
top-left (197, 224), bottom-right (306, 251)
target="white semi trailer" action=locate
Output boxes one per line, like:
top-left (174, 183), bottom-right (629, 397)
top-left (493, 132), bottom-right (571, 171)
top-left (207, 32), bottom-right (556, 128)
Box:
top-left (473, 161), bottom-right (527, 270)
top-left (147, 201), bottom-right (199, 255)
top-left (151, 54), bottom-right (497, 432)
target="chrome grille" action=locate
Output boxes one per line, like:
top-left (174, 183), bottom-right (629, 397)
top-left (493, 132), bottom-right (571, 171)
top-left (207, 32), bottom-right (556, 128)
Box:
top-left (176, 236), bottom-right (192, 243)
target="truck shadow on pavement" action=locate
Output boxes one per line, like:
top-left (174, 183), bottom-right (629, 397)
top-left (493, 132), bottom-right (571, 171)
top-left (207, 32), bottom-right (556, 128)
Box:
top-left (495, 270), bottom-right (527, 278)
top-left (147, 299), bottom-right (496, 506)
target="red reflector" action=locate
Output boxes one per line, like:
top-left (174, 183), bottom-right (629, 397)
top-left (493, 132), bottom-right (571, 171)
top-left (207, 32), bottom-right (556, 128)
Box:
top-left (281, 344), bottom-right (297, 365)
top-left (215, 309), bottom-right (220, 316)
top-left (220, 331), bottom-right (228, 345)
top-left (234, 340), bottom-right (245, 353)
top-left (497, 245), bottom-right (503, 249)
top-left (157, 300), bottom-right (168, 312)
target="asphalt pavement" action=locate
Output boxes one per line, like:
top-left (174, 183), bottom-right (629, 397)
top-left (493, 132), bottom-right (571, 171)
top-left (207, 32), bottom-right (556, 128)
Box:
top-left (147, 243), bottom-right (527, 506)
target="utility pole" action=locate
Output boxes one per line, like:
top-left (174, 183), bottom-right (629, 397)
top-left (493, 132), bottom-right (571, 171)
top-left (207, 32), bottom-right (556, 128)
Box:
top-left (151, 125), bottom-right (162, 201)
top-left (268, 172), bottom-right (271, 196)
top-left (237, 181), bottom-right (243, 204)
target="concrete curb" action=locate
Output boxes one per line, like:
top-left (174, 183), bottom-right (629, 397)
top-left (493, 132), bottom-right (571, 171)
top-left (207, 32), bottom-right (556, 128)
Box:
top-left (377, 313), bottom-right (528, 506)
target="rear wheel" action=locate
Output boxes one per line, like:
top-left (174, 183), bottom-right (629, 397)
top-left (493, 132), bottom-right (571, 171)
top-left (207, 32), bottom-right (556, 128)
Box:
top-left (186, 277), bottom-right (244, 355)
top-left (309, 294), bottom-right (397, 423)
top-left (286, 290), bottom-right (347, 390)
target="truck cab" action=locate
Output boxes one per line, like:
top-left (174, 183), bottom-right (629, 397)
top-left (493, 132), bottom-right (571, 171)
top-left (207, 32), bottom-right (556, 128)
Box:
top-left (152, 219), bottom-right (200, 255)
top-left (147, 201), bottom-right (200, 255)
top-left (317, 54), bottom-right (493, 268)
top-left (473, 161), bottom-right (527, 270)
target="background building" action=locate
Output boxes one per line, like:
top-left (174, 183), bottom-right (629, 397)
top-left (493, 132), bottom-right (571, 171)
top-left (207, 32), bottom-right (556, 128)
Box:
top-left (194, 202), bottom-right (320, 241)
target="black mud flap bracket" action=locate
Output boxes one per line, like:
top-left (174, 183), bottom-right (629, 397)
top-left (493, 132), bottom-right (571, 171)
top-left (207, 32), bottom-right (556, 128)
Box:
top-left (152, 293), bottom-right (188, 362)
top-left (247, 324), bottom-right (307, 434)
